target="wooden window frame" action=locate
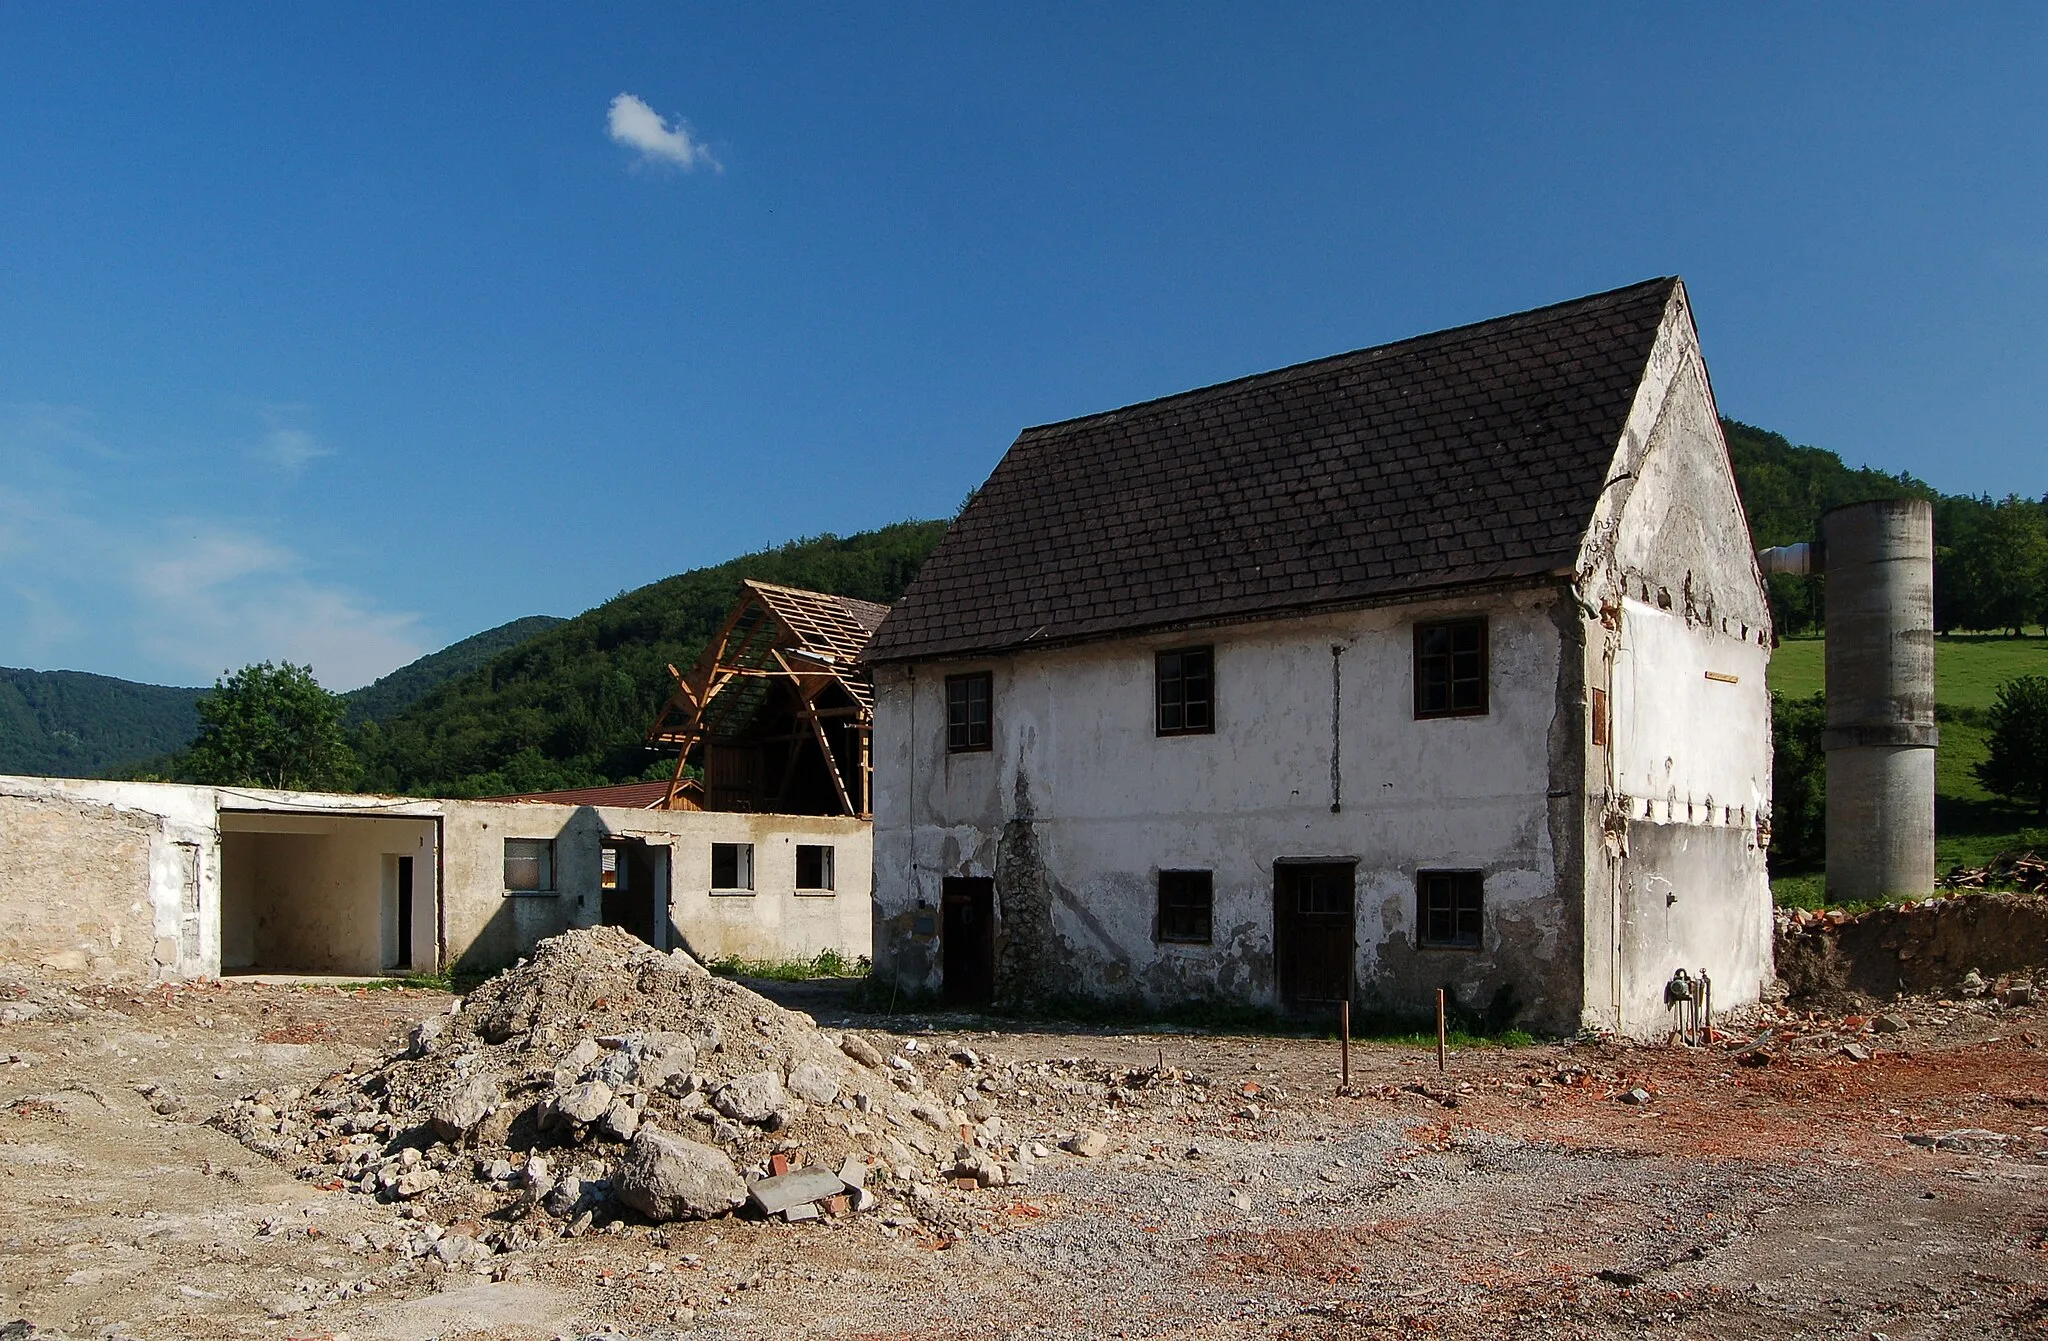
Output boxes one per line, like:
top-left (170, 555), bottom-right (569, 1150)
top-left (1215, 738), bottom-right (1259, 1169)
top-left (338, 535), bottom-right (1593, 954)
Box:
top-left (1155, 646), bottom-right (1215, 737)
top-left (1413, 617), bottom-right (1490, 719)
top-left (1416, 869), bottom-right (1484, 950)
top-left (945, 672), bottom-right (993, 753)
top-left (1156, 869), bottom-right (1214, 945)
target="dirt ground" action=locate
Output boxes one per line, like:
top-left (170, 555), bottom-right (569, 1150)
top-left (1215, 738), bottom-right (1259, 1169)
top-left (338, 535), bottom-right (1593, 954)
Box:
top-left (2, 974), bottom-right (2045, 1340)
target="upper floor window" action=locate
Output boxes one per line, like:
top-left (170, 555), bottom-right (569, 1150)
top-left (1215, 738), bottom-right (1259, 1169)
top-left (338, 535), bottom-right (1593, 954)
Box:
top-left (946, 672), bottom-right (992, 752)
top-left (504, 838), bottom-right (555, 895)
top-left (1155, 647), bottom-right (1214, 736)
top-left (1414, 617), bottom-right (1489, 718)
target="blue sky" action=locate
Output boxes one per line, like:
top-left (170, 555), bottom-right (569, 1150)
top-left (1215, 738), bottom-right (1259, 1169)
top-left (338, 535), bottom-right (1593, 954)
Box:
top-left (1, 7), bottom-right (2042, 690)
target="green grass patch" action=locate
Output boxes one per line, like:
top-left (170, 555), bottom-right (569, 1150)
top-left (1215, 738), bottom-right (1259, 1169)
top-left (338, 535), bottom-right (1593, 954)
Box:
top-left (332, 967), bottom-right (481, 995)
top-left (1770, 632), bottom-right (2048, 906)
top-left (710, 949), bottom-right (870, 982)
top-left (1768, 631), bottom-right (2048, 709)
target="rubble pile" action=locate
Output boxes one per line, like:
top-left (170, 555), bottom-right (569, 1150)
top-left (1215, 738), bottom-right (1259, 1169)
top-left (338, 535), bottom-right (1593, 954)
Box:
top-left (210, 928), bottom-right (1048, 1243)
top-left (1939, 850), bottom-right (2048, 894)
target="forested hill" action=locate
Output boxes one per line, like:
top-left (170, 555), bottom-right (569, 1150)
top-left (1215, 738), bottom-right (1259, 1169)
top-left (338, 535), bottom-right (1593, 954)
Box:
top-left (343, 615), bottom-right (566, 725)
top-left (1722, 419), bottom-right (2048, 636)
top-left (350, 521), bottom-right (949, 798)
top-left (0, 669), bottom-right (203, 778)
top-left (0, 615), bottom-right (564, 780)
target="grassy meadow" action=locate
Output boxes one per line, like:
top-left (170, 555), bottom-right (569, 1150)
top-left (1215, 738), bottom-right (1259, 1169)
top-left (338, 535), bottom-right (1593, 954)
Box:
top-left (1767, 631), bottom-right (2048, 905)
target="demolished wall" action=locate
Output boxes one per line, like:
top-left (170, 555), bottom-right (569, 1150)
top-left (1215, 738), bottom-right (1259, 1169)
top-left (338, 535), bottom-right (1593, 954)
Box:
top-left (1776, 892), bottom-right (2048, 1004)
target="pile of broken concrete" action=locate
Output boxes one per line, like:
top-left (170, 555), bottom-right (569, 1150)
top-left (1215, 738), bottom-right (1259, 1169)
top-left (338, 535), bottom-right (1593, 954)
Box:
top-left (211, 927), bottom-right (1019, 1241)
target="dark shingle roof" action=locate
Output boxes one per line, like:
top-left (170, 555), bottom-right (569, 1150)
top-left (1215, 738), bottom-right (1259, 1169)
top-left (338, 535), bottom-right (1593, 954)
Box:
top-left (865, 278), bottom-right (1681, 664)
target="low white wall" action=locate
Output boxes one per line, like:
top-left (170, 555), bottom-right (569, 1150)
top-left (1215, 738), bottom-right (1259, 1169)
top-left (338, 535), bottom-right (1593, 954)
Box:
top-left (440, 800), bottom-right (872, 973)
top-left (0, 776), bottom-right (872, 982)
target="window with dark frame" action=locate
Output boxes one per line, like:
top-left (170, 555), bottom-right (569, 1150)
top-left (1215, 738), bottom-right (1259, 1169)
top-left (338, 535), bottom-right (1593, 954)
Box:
top-left (1417, 870), bottom-right (1484, 948)
top-left (710, 842), bottom-right (754, 893)
top-left (1156, 870), bottom-right (1214, 944)
top-left (1414, 618), bottom-right (1489, 717)
top-left (1155, 647), bottom-right (1214, 736)
top-left (503, 838), bottom-right (555, 895)
top-left (795, 844), bottom-right (835, 892)
top-left (946, 673), bottom-right (992, 752)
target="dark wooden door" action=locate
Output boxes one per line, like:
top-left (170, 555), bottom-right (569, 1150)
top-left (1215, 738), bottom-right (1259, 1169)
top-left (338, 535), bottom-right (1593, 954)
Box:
top-left (941, 877), bottom-right (996, 1006)
top-left (1275, 862), bottom-right (1355, 1006)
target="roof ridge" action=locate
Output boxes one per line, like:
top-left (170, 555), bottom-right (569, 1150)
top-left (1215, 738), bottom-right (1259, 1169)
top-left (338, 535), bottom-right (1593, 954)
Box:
top-left (1017, 277), bottom-right (1678, 437)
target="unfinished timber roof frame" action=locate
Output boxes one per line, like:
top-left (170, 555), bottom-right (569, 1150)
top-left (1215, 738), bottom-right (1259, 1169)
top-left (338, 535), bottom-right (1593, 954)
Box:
top-left (646, 580), bottom-right (888, 816)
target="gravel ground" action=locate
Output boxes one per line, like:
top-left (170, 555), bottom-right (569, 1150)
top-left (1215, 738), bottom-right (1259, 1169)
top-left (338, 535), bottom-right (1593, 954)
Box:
top-left (0, 972), bottom-right (2043, 1340)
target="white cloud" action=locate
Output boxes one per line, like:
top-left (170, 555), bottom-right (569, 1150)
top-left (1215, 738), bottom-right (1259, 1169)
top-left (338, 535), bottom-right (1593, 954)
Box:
top-left (0, 404), bottom-right (425, 691)
top-left (607, 93), bottom-right (721, 171)
top-left (253, 426), bottom-right (333, 470)
top-left (247, 404), bottom-right (335, 471)
top-left (130, 527), bottom-right (424, 690)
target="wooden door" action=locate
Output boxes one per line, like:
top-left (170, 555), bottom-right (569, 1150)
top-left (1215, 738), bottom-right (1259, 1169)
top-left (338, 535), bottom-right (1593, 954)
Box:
top-left (1275, 862), bottom-right (1355, 1006)
top-left (941, 877), bottom-right (996, 1006)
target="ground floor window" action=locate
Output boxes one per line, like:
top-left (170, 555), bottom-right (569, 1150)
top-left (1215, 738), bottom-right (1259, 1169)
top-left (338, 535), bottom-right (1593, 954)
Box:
top-left (1417, 869), bottom-right (1484, 948)
top-left (1157, 869), bottom-right (1214, 944)
top-left (504, 838), bottom-right (555, 894)
top-left (711, 842), bottom-right (754, 893)
top-left (796, 844), bottom-right (835, 892)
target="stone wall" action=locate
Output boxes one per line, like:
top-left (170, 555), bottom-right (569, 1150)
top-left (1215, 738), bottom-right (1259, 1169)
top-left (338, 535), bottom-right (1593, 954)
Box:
top-left (0, 789), bottom-right (162, 980)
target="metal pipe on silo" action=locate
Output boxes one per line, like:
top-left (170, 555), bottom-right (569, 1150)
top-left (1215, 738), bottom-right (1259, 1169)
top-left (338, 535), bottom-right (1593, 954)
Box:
top-left (1819, 499), bottom-right (1938, 901)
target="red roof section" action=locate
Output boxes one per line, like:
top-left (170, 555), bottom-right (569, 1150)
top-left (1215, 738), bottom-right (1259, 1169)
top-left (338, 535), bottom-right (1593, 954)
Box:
top-left (478, 780), bottom-right (686, 810)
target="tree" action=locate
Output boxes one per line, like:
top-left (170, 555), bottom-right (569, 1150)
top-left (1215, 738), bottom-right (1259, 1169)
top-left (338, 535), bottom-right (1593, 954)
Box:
top-left (1976, 675), bottom-right (2048, 819)
top-left (1949, 498), bottom-right (2048, 636)
top-left (1769, 692), bottom-right (1828, 868)
top-left (178, 662), bottom-right (356, 790)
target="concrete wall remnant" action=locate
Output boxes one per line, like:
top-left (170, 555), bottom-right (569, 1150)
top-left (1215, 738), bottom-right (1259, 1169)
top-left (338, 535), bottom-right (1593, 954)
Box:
top-left (0, 774), bottom-right (871, 983)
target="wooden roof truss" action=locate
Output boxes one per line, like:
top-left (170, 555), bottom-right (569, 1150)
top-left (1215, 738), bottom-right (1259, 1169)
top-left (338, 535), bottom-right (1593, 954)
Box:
top-left (645, 580), bottom-right (883, 816)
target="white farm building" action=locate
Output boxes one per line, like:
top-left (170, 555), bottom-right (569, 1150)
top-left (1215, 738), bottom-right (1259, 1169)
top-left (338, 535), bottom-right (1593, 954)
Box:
top-left (861, 278), bottom-right (1775, 1038)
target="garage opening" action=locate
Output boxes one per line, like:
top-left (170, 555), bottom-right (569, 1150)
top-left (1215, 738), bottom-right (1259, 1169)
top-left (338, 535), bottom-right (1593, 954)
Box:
top-left (218, 811), bottom-right (438, 977)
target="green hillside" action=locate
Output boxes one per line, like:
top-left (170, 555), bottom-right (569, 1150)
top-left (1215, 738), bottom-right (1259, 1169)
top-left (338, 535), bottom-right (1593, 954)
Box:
top-left (0, 668), bottom-right (203, 778)
top-left (343, 615), bottom-right (565, 725)
top-left (351, 521), bottom-right (949, 798)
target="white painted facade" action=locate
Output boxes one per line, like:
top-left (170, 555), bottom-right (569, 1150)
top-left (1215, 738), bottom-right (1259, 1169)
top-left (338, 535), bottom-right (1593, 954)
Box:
top-left (871, 287), bottom-right (1776, 1038)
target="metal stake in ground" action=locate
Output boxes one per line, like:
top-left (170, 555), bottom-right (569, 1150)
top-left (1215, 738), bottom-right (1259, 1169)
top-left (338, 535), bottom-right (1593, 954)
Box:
top-left (1339, 999), bottom-right (1350, 1093)
top-left (1436, 988), bottom-right (1447, 1073)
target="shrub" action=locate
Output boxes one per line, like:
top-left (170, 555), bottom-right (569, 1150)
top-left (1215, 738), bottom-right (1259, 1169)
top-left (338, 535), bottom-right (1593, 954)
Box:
top-left (1976, 675), bottom-right (2048, 818)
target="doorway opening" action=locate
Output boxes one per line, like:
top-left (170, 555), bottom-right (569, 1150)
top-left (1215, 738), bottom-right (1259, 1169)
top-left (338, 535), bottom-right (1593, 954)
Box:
top-left (600, 839), bottom-right (671, 950)
top-left (940, 876), bottom-right (996, 1006)
top-left (218, 810), bottom-right (437, 977)
top-left (1275, 861), bottom-right (1355, 1008)
top-left (390, 855), bottom-right (415, 970)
